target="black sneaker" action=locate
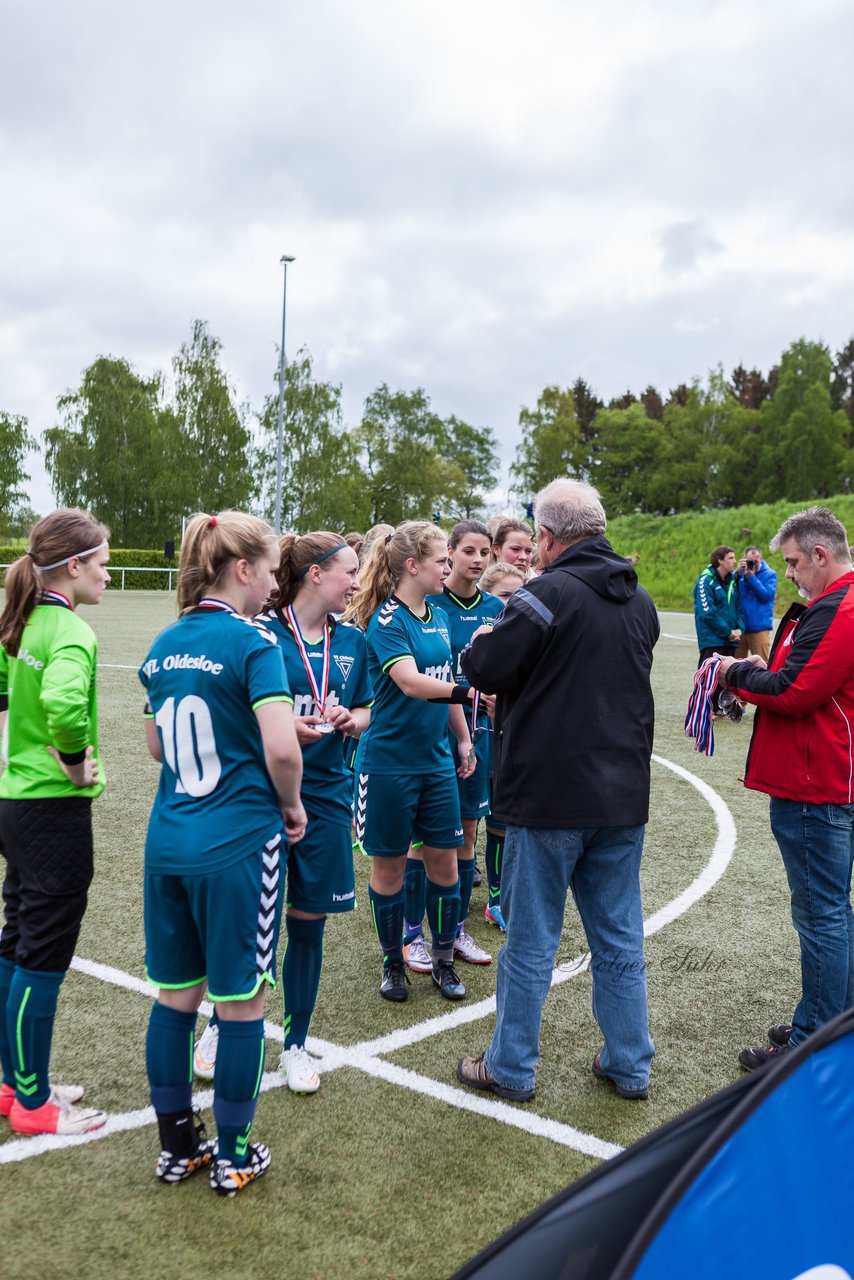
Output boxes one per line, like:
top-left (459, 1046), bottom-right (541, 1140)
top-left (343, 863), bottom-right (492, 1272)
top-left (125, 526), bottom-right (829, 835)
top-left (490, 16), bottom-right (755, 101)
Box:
top-left (210, 1142), bottom-right (271, 1197)
top-left (432, 959), bottom-right (466, 1001)
top-left (155, 1107), bottom-right (217, 1183)
top-left (768, 1023), bottom-right (794, 1048)
top-left (592, 1052), bottom-right (649, 1100)
top-left (379, 959), bottom-right (410, 1002)
top-left (738, 1042), bottom-right (792, 1072)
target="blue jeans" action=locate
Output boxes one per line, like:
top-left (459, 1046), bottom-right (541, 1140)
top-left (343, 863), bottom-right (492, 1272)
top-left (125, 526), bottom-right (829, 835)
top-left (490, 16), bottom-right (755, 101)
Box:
top-left (485, 824), bottom-right (654, 1093)
top-left (770, 798), bottom-right (854, 1045)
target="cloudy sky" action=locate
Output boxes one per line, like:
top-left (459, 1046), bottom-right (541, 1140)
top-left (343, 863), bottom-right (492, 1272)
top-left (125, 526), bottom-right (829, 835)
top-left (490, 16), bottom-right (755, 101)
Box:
top-left (2, 0), bottom-right (853, 513)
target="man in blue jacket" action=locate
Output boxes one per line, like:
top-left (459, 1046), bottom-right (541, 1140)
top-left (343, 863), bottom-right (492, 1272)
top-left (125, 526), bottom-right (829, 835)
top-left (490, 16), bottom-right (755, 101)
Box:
top-left (693, 545), bottom-right (744, 662)
top-left (735, 544), bottom-right (777, 663)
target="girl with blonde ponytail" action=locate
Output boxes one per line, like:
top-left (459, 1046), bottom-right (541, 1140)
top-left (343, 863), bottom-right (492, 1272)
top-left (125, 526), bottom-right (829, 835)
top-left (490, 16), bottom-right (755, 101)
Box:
top-left (139, 510), bottom-right (305, 1196)
top-left (0, 508), bottom-right (110, 1136)
top-left (351, 521), bottom-right (478, 1004)
top-left (189, 531), bottom-right (373, 1096)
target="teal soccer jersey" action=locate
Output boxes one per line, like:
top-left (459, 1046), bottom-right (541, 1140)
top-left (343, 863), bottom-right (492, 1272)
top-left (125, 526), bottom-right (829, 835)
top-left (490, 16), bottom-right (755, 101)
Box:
top-left (139, 605), bottom-right (292, 874)
top-left (357, 595), bottom-right (456, 777)
top-left (259, 610), bottom-right (373, 828)
top-left (426, 586), bottom-right (503, 729)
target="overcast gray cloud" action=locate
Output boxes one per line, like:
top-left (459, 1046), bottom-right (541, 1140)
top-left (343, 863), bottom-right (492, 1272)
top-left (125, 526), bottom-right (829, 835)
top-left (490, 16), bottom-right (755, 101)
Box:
top-left (2, 0), bottom-right (853, 512)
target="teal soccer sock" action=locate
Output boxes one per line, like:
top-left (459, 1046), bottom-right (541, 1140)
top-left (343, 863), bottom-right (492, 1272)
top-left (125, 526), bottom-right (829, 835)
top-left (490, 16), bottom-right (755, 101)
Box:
top-left (0, 957), bottom-right (15, 1087)
top-left (146, 1002), bottom-right (197, 1116)
top-left (426, 877), bottom-right (461, 963)
top-left (367, 885), bottom-right (404, 964)
top-left (214, 1018), bottom-right (266, 1166)
top-left (485, 831), bottom-right (503, 907)
top-left (7, 967), bottom-right (64, 1109)
top-left (456, 857), bottom-right (476, 932)
top-left (403, 857), bottom-right (427, 943)
top-left (282, 915), bottom-right (325, 1049)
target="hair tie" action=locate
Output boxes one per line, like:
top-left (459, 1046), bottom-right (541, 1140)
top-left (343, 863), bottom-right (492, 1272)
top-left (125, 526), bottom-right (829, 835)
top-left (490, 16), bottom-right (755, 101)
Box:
top-left (385, 533), bottom-right (393, 544)
top-left (26, 550), bottom-right (36, 560)
top-left (209, 516), bottom-right (217, 528)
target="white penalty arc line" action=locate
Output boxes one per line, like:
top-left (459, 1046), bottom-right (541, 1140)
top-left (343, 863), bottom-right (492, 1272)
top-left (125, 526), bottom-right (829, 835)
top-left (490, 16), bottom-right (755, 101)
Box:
top-left (348, 753), bottom-right (736, 1059)
top-left (1, 755), bottom-right (734, 1167)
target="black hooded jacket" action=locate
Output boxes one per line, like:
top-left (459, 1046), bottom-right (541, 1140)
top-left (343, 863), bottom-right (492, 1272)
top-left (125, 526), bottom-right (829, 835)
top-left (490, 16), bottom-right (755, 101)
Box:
top-left (461, 535), bottom-right (659, 828)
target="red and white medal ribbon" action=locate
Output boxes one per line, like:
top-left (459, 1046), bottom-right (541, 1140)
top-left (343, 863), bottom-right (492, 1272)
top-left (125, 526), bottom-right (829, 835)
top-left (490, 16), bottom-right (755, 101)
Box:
top-left (470, 688), bottom-right (484, 735)
top-left (286, 605), bottom-right (332, 727)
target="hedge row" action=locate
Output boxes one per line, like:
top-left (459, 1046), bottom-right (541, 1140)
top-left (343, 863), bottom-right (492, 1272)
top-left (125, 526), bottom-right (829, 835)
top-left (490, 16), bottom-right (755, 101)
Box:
top-left (0, 546), bottom-right (178, 591)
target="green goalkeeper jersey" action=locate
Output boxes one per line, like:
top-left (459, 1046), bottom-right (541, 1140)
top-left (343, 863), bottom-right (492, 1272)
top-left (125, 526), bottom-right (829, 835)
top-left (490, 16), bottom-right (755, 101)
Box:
top-left (0, 598), bottom-right (105, 800)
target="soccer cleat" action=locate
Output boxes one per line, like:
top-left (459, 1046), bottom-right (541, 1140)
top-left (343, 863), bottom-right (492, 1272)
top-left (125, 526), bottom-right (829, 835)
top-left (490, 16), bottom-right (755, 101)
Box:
top-left (432, 959), bottom-right (466, 1001)
top-left (768, 1023), bottom-right (794, 1048)
top-left (193, 1021), bottom-right (219, 1080)
top-left (379, 959), bottom-right (410, 1002)
top-left (472, 861), bottom-right (482, 887)
top-left (0, 1080), bottom-right (84, 1118)
top-left (403, 935), bottom-right (432, 973)
top-left (210, 1142), bottom-right (271, 1197)
top-left (592, 1052), bottom-right (649, 1100)
top-left (739, 1042), bottom-right (793, 1072)
top-left (278, 1045), bottom-right (321, 1094)
top-left (155, 1109), bottom-right (217, 1183)
top-left (484, 903), bottom-right (506, 931)
top-left (9, 1087), bottom-right (107, 1135)
top-left (457, 1053), bottom-right (535, 1102)
top-left (453, 930), bottom-right (492, 965)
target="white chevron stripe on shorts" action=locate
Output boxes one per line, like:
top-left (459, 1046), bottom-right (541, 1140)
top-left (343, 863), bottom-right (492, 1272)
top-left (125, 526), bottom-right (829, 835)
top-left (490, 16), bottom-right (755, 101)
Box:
top-left (256, 833), bottom-right (282, 975)
top-left (355, 773), bottom-right (368, 844)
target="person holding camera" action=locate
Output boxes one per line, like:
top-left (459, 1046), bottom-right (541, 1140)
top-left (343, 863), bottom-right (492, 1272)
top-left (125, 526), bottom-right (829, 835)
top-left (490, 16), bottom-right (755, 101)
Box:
top-left (735, 545), bottom-right (777, 664)
top-left (693, 545), bottom-right (744, 663)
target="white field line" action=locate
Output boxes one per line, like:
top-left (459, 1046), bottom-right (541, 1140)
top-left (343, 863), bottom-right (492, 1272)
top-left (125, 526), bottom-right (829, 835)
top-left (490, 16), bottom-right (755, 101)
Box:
top-left (2, 754), bottom-right (734, 1167)
top-left (348, 753), bottom-right (736, 1058)
top-left (98, 664), bottom-right (139, 670)
top-left (660, 633), bottom-right (694, 642)
top-left (341, 1055), bottom-right (621, 1160)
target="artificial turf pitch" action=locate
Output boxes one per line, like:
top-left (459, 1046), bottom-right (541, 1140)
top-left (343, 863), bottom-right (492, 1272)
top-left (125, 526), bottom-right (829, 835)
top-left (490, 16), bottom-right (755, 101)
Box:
top-left (0, 594), bottom-right (799, 1280)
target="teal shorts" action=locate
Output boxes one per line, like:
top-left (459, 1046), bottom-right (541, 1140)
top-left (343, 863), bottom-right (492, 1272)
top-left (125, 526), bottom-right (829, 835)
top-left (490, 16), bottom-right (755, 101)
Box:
top-left (144, 831), bottom-right (285, 1001)
top-left (454, 728), bottom-right (491, 820)
top-left (287, 809), bottom-right (355, 914)
top-left (354, 770), bottom-right (464, 858)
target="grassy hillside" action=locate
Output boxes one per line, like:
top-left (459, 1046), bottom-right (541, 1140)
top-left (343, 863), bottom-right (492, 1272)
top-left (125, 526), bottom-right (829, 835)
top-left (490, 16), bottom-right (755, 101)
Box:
top-left (607, 494), bottom-right (854, 612)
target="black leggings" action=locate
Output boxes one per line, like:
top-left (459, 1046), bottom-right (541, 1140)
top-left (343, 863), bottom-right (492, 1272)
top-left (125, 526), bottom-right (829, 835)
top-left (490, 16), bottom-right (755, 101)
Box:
top-left (0, 798), bottom-right (94, 972)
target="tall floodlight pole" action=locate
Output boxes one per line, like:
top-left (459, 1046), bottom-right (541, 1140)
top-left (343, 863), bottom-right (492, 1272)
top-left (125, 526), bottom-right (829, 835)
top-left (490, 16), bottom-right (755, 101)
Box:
top-left (274, 254), bottom-right (296, 535)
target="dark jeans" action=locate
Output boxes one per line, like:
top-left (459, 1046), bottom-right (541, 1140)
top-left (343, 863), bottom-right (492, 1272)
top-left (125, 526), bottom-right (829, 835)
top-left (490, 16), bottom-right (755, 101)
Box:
top-left (0, 798), bottom-right (94, 972)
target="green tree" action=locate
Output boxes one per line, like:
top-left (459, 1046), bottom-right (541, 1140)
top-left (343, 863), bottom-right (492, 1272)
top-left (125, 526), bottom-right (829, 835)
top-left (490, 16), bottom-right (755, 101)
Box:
top-left (755, 339), bottom-right (849, 502)
top-left (590, 403), bottom-right (663, 515)
top-left (510, 385), bottom-right (584, 500)
top-left (170, 320), bottom-right (256, 515)
top-left (438, 416), bottom-right (499, 519)
top-left (0, 412), bottom-right (36, 537)
top-left (44, 357), bottom-right (177, 546)
top-left (355, 384), bottom-right (459, 525)
top-left (831, 337), bottom-right (854, 443)
top-left (257, 348), bottom-right (370, 532)
top-left (651, 371), bottom-right (761, 513)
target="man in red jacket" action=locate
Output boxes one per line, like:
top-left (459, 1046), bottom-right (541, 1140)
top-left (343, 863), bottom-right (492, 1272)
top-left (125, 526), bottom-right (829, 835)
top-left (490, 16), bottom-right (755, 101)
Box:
top-left (716, 507), bottom-right (854, 1070)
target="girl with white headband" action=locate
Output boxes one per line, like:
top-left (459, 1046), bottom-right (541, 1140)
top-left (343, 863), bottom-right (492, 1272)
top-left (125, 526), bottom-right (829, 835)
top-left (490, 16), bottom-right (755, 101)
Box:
top-left (0, 508), bottom-right (110, 1136)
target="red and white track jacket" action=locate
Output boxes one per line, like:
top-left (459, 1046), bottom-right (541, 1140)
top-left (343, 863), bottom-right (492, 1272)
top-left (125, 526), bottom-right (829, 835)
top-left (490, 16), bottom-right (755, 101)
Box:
top-left (726, 571), bottom-right (854, 804)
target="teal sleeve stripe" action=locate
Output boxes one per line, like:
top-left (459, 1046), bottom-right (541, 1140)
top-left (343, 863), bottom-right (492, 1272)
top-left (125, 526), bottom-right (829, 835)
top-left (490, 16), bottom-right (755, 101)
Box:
top-left (252, 694), bottom-right (294, 709)
top-left (381, 655), bottom-right (410, 674)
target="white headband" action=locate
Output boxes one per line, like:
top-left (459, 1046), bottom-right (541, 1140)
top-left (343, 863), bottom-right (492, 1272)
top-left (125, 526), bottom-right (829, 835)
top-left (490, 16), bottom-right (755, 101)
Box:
top-left (31, 541), bottom-right (108, 573)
